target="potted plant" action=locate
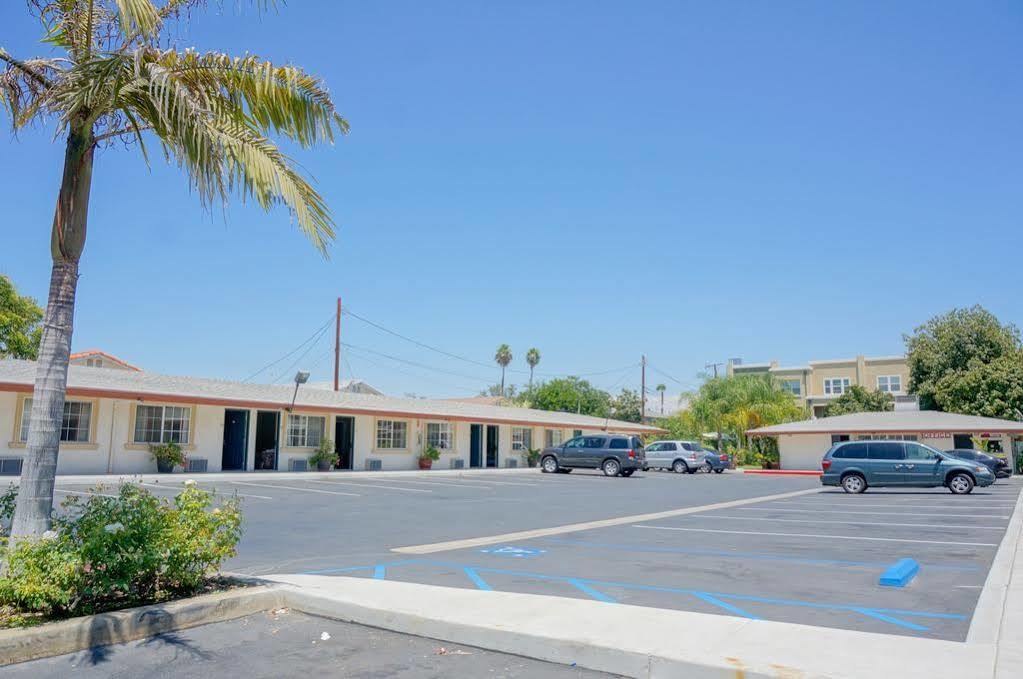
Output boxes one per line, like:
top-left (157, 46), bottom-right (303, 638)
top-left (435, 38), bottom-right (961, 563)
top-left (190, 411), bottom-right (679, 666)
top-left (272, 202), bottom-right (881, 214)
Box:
top-left (309, 439), bottom-right (338, 471)
top-left (418, 444), bottom-right (441, 470)
top-left (524, 447), bottom-right (541, 468)
top-left (150, 441), bottom-right (186, 473)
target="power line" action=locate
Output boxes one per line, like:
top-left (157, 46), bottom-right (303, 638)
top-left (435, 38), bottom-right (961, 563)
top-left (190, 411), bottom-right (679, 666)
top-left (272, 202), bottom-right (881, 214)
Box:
top-left (648, 363), bottom-right (691, 389)
top-left (271, 323), bottom-right (333, 384)
top-left (341, 342), bottom-right (494, 383)
top-left (344, 346), bottom-right (482, 395)
top-left (242, 314), bottom-right (335, 383)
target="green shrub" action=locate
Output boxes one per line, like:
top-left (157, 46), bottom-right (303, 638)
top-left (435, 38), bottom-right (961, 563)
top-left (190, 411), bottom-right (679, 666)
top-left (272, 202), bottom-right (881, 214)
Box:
top-left (149, 441), bottom-right (186, 467)
top-left (419, 444), bottom-right (441, 462)
top-left (0, 484), bottom-right (241, 618)
top-left (308, 438), bottom-right (338, 468)
top-left (523, 447), bottom-right (541, 467)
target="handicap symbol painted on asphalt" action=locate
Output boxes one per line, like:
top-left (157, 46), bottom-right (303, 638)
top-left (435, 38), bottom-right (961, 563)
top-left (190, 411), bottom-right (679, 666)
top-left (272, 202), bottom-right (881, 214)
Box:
top-left (479, 545), bottom-right (546, 559)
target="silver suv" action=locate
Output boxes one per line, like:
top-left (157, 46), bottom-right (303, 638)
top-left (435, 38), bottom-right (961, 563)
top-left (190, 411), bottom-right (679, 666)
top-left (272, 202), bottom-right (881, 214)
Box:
top-left (540, 434), bottom-right (646, 477)
top-left (645, 440), bottom-right (721, 473)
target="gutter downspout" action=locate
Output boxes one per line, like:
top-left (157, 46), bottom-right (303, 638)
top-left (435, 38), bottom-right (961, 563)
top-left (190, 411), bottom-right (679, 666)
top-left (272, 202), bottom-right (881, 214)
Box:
top-left (105, 400), bottom-right (117, 474)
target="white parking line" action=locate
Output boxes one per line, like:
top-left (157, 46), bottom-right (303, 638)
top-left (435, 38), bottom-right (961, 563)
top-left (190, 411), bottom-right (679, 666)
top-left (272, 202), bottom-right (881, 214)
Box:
top-left (769, 501), bottom-right (1017, 510)
top-left (355, 478), bottom-right (491, 490)
top-left (690, 514), bottom-right (1006, 530)
top-left (305, 479), bottom-right (431, 493)
top-left (136, 482), bottom-right (273, 501)
top-left (391, 486), bottom-right (824, 554)
top-left (231, 481), bottom-right (360, 497)
top-left (733, 506), bottom-right (1011, 519)
top-left (454, 477), bottom-right (537, 487)
top-left (55, 488), bottom-right (118, 499)
top-left (632, 525), bottom-right (999, 546)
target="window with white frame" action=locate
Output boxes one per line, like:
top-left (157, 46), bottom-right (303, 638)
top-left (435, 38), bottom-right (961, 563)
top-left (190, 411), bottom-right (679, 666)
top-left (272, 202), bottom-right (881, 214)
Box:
top-left (877, 375), bottom-right (902, 393)
top-left (545, 429), bottom-right (564, 447)
top-left (779, 379), bottom-right (801, 396)
top-left (133, 405), bottom-right (191, 444)
top-left (286, 414), bottom-right (325, 448)
top-left (511, 427), bottom-right (532, 451)
top-left (823, 377), bottom-right (851, 395)
top-left (426, 422), bottom-right (453, 450)
top-left (376, 419), bottom-right (408, 449)
top-left (19, 398), bottom-right (93, 443)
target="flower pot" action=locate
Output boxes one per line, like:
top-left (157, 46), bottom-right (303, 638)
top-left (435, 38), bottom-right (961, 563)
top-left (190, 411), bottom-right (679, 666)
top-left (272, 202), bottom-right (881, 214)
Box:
top-left (156, 459), bottom-right (174, 473)
top-left (418, 458), bottom-right (433, 470)
top-left (317, 460), bottom-right (332, 471)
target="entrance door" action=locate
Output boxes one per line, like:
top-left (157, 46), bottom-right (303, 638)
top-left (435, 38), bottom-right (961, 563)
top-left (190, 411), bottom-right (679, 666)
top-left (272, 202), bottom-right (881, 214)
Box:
top-left (470, 424), bottom-right (483, 468)
top-left (953, 433), bottom-right (973, 449)
top-left (486, 425), bottom-right (499, 468)
top-left (334, 416), bottom-right (354, 470)
top-left (221, 409), bottom-right (249, 471)
top-left (254, 411), bottom-right (280, 470)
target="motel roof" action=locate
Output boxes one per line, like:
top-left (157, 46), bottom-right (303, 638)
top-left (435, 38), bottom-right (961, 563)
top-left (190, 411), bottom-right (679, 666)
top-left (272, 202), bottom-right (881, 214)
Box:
top-left (0, 359), bottom-right (659, 434)
top-left (748, 410), bottom-right (1023, 436)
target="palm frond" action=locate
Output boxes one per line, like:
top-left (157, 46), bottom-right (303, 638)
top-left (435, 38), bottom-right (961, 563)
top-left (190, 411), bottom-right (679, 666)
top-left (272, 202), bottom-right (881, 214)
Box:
top-left (113, 0), bottom-right (161, 40)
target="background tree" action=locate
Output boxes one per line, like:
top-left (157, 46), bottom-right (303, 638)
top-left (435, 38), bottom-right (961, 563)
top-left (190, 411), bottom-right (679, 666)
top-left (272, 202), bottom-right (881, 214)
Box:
top-left (520, 377), bottom-right (611, 417)
top-left (525, 347), bottom-right (541, 389)
top-left (824, 385), bottom-right (894, 417)
top-left (933, 352), bottom-right (1023, 419)
top-left (1, 0), bottom-right (348, 538)
top-left (480, 383), bottom-right (518, 400)
top-left (656, 383), bottom-right (666, 415)
top-left (611, 388), bottom-right (643, 423)
top-left (0, 275), bottom-right (43, 360)
top-left (494, 344), bottom-right (512, 397)
top-left (905, 306), bottom-right (1021, 410)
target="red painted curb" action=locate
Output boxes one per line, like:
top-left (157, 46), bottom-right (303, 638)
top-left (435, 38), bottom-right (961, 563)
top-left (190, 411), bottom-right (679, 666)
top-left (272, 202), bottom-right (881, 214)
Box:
top-left (742, 469), bottom-right (823, 476)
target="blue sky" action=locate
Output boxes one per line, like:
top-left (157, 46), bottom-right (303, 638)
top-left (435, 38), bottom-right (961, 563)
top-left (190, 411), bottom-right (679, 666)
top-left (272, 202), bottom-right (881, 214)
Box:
top-left (1, 1), bottom-right (1020, 398)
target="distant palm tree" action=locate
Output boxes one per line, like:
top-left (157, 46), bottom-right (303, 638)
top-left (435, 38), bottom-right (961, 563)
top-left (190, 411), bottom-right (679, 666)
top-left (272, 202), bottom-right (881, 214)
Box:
top-left (656, 383), bottom-right (666, 415)
top-left (495, 344), bottom-right (513, 397)
top-left (525, 348), bottom-right (541, 389)
top-left (1, 0), bottom-right (347, 539)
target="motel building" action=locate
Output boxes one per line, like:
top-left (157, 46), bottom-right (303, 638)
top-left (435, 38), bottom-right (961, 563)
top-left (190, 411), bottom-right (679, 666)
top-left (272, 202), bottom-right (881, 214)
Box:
top-left (0, 359), bottom-right (657, 477)
top-left (748, 410), bottom-right (1023, 475)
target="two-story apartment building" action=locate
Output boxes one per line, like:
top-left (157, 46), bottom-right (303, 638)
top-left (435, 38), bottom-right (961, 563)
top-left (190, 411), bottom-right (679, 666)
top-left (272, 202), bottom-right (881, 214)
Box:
top-left (727, 355), bottom-right (910, 418)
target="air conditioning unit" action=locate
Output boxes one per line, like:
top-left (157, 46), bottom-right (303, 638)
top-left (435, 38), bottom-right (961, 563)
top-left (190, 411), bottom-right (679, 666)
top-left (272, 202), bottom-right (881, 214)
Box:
top-left (449, 458), bottom-right (465, 469)
top-left (505, 459), bottom-right (518, 468)
top-left (187, 458), bottom-right (208, 473)
top-left (0, 458), bottom-right (23, 476)
top-left (365, 459), bottom-right (382, 471)
top-left (289, 459), bottom-right (308, 472)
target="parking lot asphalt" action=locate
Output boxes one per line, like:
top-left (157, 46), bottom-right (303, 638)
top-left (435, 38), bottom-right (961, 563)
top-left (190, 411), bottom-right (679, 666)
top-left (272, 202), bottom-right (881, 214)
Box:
top-left (51, 469), bottom-right (1023, 642)
top-left (10, 609), bottom-right (616, 678)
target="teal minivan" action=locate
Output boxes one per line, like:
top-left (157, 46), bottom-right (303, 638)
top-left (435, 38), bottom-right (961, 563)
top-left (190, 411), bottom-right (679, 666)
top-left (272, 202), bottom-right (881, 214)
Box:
top-left (821, 440), bottom-right (995, 494)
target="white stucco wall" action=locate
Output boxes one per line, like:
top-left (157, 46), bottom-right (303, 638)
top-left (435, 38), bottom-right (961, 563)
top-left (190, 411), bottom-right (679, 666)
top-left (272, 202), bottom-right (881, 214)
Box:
top-left (777, 434), bottom-right (833, 470)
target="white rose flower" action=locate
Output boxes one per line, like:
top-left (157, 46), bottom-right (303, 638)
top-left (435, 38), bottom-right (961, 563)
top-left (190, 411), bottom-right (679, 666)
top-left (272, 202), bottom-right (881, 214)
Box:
top-left (184, 479), bottom-right (197, 486)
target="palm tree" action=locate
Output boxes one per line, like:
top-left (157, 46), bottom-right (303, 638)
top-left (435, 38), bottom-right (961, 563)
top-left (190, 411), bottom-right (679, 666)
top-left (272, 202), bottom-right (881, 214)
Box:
top-left (1, 1), bottom-right (347, 539)
top-left (656, 383), bottom-right (666, 415)
top-left (525, 347), bottom-right (540, 389)
top-left (494, 344), bottom-right (512, 397)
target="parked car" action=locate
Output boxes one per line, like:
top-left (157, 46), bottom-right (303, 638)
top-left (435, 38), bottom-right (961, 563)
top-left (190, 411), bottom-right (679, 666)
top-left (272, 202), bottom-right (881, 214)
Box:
top-left (945, 449), bottom-right (1012, 479)
top-left (643, 440), bottom-right (726, 474)
top-left (821, 440), bottom-right (995, 494)
top-left (540, 434), bottom-right (645, 477)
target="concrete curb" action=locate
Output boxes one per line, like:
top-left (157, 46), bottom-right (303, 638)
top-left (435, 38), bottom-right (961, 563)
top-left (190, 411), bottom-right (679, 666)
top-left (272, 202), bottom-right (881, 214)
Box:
top-left (0, 585), bottom-right (283, 666)
top-left (741, 469), bottom-right (823, 476)
top-left (264, 574), bottom-right (997, 679)
top-left (3, 467), bottom-right (539, 487)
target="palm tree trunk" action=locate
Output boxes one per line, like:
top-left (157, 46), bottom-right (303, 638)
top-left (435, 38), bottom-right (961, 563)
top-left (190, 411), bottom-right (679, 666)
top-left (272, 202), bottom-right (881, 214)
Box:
top-left (10, 122), bottom-right (94, 539)
top-left (528, 367), bottom-right (534, 390)
top-left (500, 368), bottom-right (506, 398)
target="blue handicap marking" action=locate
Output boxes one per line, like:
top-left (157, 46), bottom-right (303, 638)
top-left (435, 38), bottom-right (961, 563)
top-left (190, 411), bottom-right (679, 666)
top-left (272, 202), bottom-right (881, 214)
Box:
top-left (879, 558), bottom-right (920, 588)
top-left (479, 545), bottom-right (546, 559)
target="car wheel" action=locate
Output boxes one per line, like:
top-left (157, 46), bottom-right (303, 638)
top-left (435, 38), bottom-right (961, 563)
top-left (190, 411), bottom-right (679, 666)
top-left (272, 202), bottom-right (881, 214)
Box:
top-left (701, 462), bottom-right (713, 473)
top-left (713, 468), bottom-right (724, 474)
top-left (948, 473), bottom-right (974, 495)
top-left (672, 460), bottom-right (687, 474)
top-left (841, 473), bottom-right (867, 494)
top-left (541, 456), bottom-right (558, 474)
top-left (602, 459), bottom-right (621, 477)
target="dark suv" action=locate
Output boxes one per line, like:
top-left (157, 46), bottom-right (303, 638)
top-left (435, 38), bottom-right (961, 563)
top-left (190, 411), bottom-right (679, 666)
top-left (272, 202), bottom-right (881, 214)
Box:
top-left (540, 434), bottom-right (646, 477)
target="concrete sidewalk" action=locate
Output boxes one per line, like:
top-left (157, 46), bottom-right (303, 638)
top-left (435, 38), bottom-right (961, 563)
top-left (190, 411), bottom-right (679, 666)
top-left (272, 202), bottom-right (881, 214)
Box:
top-left (5, 467), bottom-right (538, 486)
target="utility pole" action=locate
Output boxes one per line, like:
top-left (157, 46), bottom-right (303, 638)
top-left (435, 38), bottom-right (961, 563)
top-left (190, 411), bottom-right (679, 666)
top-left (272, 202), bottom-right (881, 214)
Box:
top-left (705, 361), bottom-right (723, 379)
top-left (333, 297), bottom-right (342, 392)
top-left (705, 361), bottom-right (723, 452)
top-left (641, 355), bottom-right (646, 421)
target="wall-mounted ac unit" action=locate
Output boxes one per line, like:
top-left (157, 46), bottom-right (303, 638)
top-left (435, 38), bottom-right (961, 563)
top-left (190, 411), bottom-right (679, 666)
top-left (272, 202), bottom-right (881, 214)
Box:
top-left (505, 459), bottom-right (518, 468)
top-left (289, 459), bottom-right (308, 472)
top-left (365, 459), bottom-right (382, 471)
top-left (187, 458), bottom-right (208, 473)
top-left (0, 458), bottom-right (23, 476)
top-left (449, 458), bottom-right (465, 469)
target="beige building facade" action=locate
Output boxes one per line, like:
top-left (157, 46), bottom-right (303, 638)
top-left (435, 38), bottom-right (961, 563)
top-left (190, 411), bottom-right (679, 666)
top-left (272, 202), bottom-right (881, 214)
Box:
top-left (727, 355), bottom-right (910, 417)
